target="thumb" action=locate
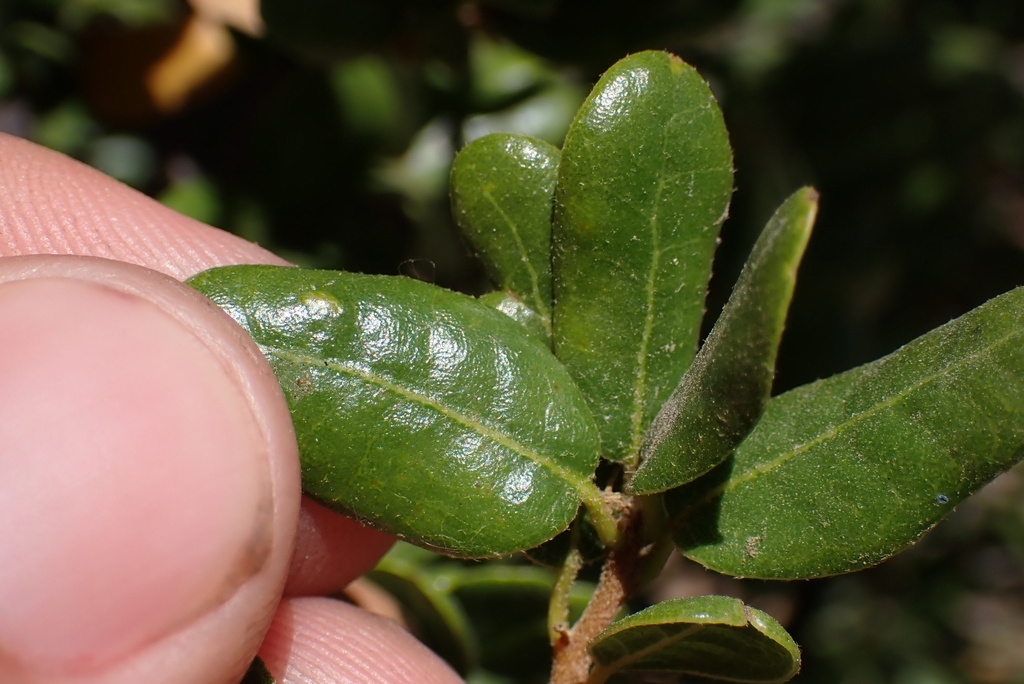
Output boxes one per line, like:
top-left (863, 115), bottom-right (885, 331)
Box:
top-left (0, 255), bottom-right (300, 684)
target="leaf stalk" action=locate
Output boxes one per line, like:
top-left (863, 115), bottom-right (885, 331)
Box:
top-left (550, 498), bottom-right (644, 684)
top-left (548, 541), bottom-right (584, 645)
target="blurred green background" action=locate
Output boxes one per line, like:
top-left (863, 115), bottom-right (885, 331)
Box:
top-left (3, 1), bottom-right (1024, 682)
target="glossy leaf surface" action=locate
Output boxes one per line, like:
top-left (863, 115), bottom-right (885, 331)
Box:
top-left (452, 133), bottom-right (560, 338)
top-left (552, 50), bottom-right (734, 462)
top-left (588, 596), bottom-right (800, 683)
top-left (629, 188), bottom-right (817, 494)
top-left (672, 287), bottom-right (1024, 579)
top-left (478, 290), bottom-right (549, 346)
top-left (188, 265), bottom-right (601, 558)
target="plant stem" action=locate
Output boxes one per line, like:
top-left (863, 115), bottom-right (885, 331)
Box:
top-left (548, 543), bottom-right (584, 645)
top-left (580, 485), bottom-right (622, 550)
top-left (549, 499), bottom-right (644, 684)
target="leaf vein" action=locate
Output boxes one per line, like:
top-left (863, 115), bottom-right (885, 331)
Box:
top-left (629, 123), bottom-right (674, 460)
top-left (481, 187), bottom-right (552, 330)
top-left (706, 326), bottom-right (1022, 500)
top-left (594, 624), bottom-right (704, 681)
top-left (269, 346), bottom-right (594, 494)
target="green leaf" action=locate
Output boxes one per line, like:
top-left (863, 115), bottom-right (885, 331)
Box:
top-left (671, 287), bottom-right (1024, 579)
top-left (628, 188), bottom-right (818, 494)
top-left (552, 50), bottom-right (734, 463)
top-left (588, 596), bottom-right (800, 684)
top-left (478, 290), bottom-right (550, 346)
top-left (451, 133), bottom-right (560, 338)
top-left (188, 265), bottom-right (601, 558)
top-left (519, 514), bottom-right (606, 570)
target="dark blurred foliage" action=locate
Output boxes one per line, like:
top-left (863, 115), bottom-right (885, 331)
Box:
top-left (3, 1), bottom-right (1024, 682)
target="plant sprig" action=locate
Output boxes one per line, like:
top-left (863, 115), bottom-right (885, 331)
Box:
top-left (189, 50), bottom-right (1024, 684)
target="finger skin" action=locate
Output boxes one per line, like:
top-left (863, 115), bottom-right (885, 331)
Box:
top-left (0, 256), bottom-right (301, 684)
top-left (0, 132), bottom-right (288, 280)
top-left (0, 134), bottom-right (445, 683)
top-left (0, 131), bottom-right (395, 589)
top-left (260, 597), bottom-right (463, 684)
top-left (284, 499), bottom-right (396, 598)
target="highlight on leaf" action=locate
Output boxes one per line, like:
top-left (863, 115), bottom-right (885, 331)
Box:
top-left (188, 264), bottom-right (605, 558)
top-left (171, 37), bottom-right (1024, 684)
top-left (451, 133), bottom-right (560, 339)
top-left (552, 50), bottom-right (735, 464)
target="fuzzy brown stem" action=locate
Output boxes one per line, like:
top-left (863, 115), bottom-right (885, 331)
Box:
top-left (549, 500), bottom-right (644, 684)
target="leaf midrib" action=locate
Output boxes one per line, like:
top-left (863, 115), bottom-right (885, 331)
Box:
top-left (481, 187), bottom-right (552, 333)
top-left (268, 345), bottom-right (596, 495)
top-left (688, 321), bottom-right (1022, 509)
top-left (593, 620), bottom-right (793, 684)
top-left (628, 120), bottom-right (675, 461)
top-left (595, 624), bottom-right (703, 675)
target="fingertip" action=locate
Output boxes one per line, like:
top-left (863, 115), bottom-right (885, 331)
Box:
top-left (0, 132), bottom-right (289, 277)
top-left (0, 256), bottom-right (300, 683)
top-left (284, 499), bottom-right (395, 597)
top-left (260, 597), bottom-right (463, 684)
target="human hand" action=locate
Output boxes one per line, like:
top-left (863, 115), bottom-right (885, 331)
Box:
top-left (0, 132), bottom-right (463, 684)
